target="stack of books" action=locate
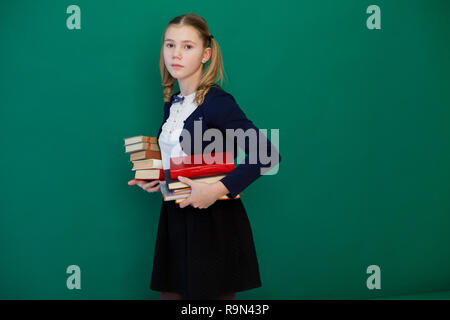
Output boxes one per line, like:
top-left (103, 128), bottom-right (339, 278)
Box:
top-left (124, 135), bottom-right (241, 203)
top-left (160, 151), bottom-right (242, 203)
top-left (124, 135), bottom-right (165, 180)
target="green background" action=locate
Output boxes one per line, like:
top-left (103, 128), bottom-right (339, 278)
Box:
top-left (1, 0), bottom-right (449, 299)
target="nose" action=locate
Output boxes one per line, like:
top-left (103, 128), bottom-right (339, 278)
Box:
top-left (173, 46), bottom-right (182, 60)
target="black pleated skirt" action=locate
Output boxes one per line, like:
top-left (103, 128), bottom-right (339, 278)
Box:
top-left (150, 197), bottom-right (262, 300)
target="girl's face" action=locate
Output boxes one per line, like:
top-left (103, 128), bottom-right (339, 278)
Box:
top-left (163, 25), bottom-right (210, 81)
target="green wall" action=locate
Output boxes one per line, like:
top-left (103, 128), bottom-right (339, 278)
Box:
top-left (1, 0), bottom-right (449, 299)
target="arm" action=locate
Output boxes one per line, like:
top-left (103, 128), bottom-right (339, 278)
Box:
top-left (205, 92), bottom-right (282, 198)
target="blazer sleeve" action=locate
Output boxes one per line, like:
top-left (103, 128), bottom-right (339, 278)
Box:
top-left (205, 91), bottom-right (282, 198)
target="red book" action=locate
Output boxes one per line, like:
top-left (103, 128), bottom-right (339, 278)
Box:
top-left (170, 152), bottom-right (235, 179)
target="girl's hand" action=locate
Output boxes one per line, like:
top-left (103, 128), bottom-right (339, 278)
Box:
top-left (177, 176), bottom-right (228, 209)
top-left (128, 179), bottom-right (161, 193)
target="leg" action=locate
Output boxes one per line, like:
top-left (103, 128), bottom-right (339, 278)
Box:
top-left (216, 292), bottom-right (236, 300)
top-left (160, 291), bottom-right (184, 300)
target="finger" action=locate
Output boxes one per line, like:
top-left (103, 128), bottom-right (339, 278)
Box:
top-left (128, 179), bottom-right (147, 186)
top-left (142, 180), bottom-right (160, 188)
top-left (179, 196), bottom-right (192, 208)
top-left (145, 185), bottom-right (161, 193)
top-left (178, 176), bottom-right (193, 186)
top-left (145, 187), bottom-right (159, 192)
top-left (143, 180), bottom-right (159, 187)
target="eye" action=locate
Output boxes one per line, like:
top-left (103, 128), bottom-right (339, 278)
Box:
top-left (165, 43), bottom-right (193, 49)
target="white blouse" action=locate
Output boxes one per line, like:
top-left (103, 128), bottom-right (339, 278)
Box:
top-left (158, 91), bottom-right (198, 170)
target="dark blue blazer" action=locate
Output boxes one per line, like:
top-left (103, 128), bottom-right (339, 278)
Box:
top-left (156, 86), bottom-right (282, 199)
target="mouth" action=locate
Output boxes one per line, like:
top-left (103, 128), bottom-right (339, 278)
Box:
top-left (171, 64), bottom-right (184, 68)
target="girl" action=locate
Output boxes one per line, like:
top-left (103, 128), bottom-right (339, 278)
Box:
top-left (128, 13), bottom-right (281, 300)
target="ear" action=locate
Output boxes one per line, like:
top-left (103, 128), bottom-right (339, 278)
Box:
top-left (203, 47), bottom-right (212, 63)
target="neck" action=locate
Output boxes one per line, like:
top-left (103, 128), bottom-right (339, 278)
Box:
top-left (177, 64), bottom-right (203, 96)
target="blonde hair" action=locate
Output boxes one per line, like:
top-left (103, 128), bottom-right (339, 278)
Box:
top-left (159, 13), bottom-right (226, 106)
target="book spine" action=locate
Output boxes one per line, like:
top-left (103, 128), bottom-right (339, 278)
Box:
top-left (158, 169), bottom-right (165, 180)
top-left (124, 136), bottom-right (157, 145)
top-left (129, 150), bottom-right (162, 161)
top-left (135, 168), bottom-right (165, 180)
top-left (143, 137), bottom-right (157, 144)
top-left (170, 152), bottom-right (233, 168)
top-left (131, 159), bottom-right (163, 170)
top-left (174, 194), bottom-right (241, 203)
top-left (168, 174), bottom-right (225, 190)
top-left (145, 143), bottom-right (160, 151)
top-left (170, 163), bottom-right (235, 179)
top-left (126, 142), bottom-right (160, 153)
